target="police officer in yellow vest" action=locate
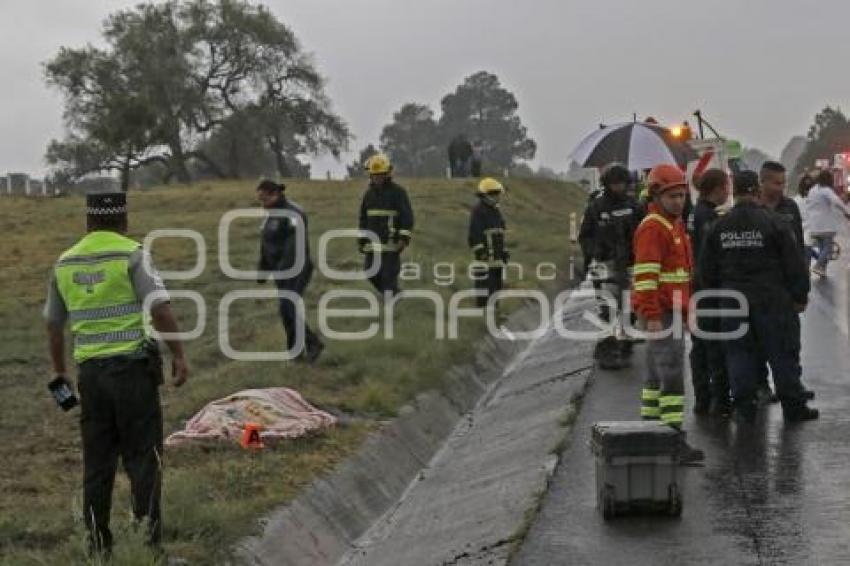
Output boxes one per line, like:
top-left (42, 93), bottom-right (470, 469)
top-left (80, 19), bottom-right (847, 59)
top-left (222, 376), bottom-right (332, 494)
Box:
top-left (44, 192), bottom-right (189, 555)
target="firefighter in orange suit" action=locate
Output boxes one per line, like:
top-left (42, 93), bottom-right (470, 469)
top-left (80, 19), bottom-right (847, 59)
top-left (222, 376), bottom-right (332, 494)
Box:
top-left (632, 164), bottom-right (704, 464)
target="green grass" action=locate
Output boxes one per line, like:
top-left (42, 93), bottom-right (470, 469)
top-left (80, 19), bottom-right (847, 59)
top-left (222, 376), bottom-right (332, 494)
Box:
top-left (0, 177), bottom-right (583, 564)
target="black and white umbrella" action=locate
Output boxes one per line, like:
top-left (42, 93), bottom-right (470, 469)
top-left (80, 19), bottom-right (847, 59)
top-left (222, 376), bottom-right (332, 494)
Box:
top-left (569, 122), bottom-right (697, 170)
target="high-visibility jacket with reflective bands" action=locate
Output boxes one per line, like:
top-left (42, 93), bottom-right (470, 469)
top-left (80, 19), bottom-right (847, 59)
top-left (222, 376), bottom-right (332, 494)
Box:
top-left (54, 231), bottom-right (147, 363)
top-left (631, 204), bottom-right (693, 321)
top-left (468, 198), bottom-right (508, 267)
top-left (358, 180), bottom-right (414, 253)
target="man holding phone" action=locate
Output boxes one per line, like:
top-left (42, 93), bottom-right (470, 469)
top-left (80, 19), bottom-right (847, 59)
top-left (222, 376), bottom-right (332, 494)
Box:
top-left (44, 192), bottom-right (189, 556)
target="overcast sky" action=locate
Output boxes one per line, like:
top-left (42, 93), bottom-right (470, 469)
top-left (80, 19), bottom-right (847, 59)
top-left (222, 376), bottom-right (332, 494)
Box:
top-left (2, 0), bottom-right (849, 178)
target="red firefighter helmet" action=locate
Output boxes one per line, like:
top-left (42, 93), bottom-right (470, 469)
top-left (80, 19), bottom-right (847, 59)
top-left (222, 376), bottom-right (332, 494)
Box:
top-left (647, 164), bottom-right (687, 197)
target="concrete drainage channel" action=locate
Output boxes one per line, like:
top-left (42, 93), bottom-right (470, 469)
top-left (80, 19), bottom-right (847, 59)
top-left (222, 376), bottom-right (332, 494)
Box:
top-left (236, 287), bottom-right (597, 566)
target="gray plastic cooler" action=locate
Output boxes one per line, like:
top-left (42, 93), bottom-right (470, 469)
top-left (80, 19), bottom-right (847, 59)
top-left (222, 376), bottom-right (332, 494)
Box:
top-left (590, 421), bottom-right (683, 519)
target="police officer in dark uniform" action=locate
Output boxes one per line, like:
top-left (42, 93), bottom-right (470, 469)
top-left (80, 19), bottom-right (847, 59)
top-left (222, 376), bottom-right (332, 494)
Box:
top-left (578, 163), bottom-right (644, 369)
top-left (468, 177), bottom-right (509, 307)
top-left (757, 161), bottom-right (815, 402)
top-left (358, 154), bottom-right (414, 296)
top-left (760, 161), bottom-right (804, 254)
top-left (688, 168), bottom-right (731, 415)
top-left (698, 171), bottom-right (818, 423)
top-left (256, 180), bottom-right (323, 362)
top-left (44, 193), bottom-right (189, 555)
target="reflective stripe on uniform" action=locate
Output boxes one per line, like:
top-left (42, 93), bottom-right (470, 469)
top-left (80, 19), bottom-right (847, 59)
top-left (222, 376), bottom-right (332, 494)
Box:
top-left (397, 229), bottom-right (412, 238)
top-left (56, 251), bottom-right (134, 266)
top-left (641, 388), bottom-right (661, 418)
top-left (660, 394), bottom-right (685, 425)
top-left (641, 388), bottom-right (661, 402)
top-left (658, 269), bottom-right (690, 283)
top-left (366, 209), bottom-right (399, 217)
top-left (661, 412), bottom-right (684, 425)
top-left (363, 242), bottom-right (400, 253)
top-left (633, 280), bottom-right (659, 291)
top-left (632, 262), bottom-right (662, 275)
top-left (641, 213), bottom-right (674, 232)
top-left (483, 228), bottom-right (505, 235)
top-left (75, 329), bottom-right (145, 346)
top-left (658, 395), bottom-right (685, 407)
top-left (659, 395), bottom-right (685, 408)
top-left (69, 302), bottom-right (142, 323)
top-left (471, 243), bottom-right (485, 252)
top-left (641, 407), bottom-right (662, 419)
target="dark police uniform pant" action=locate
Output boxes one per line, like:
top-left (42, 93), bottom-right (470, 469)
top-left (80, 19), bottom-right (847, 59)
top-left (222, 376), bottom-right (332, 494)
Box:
top-left (78, 355), bottom-right (163, 552)
top-left (472, 264), bottom-right (504, 308)
top-left (690, 325), bottom-right (730, 405)
top-left (721, 306), bottom-right (807, 414)
top-left (275, 274), bottom-right (321, 355)
top-left (365, 251), bottom-right (402, 295)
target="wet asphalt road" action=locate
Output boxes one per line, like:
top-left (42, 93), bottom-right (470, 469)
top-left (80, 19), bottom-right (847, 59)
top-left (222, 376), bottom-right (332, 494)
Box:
top-left (515, 262), bottom-right (850, 565)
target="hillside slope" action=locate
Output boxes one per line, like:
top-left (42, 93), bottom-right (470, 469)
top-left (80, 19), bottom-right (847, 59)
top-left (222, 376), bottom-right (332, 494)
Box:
top-left (0, 177), bottom-right (584, 564)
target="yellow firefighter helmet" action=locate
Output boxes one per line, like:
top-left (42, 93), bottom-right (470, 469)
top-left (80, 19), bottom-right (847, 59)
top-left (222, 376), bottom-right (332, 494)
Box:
top-left (477, 177), bottom-right (505, 195)
top-left (365, 153), bottom-right (392, 175)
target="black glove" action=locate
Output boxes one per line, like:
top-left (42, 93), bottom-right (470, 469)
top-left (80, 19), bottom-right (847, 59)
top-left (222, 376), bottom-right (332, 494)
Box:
top-left (48, 375), bottom-right (78, 411)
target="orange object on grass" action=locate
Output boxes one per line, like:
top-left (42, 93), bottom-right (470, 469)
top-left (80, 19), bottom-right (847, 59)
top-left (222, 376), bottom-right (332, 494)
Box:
top-left (240, 422), bottom-right (264, 449)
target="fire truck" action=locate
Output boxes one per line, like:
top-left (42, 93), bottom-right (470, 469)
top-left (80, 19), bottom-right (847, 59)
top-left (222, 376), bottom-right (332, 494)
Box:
top-left (671, 110), bottom-right (745, 206)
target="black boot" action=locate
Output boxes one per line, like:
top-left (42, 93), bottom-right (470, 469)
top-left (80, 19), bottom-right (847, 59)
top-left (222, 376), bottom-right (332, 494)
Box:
top-left (693, 385), bottom-right (711, 416)
top-left (597, 337), bottom-right (628, 370)
top-left (599, 350), bottom-right (629, 370)
top-left (784, 404), bottom-right (819, 422)
top-left (619, 339), bottom-right (634, 358)
top-left (756, 386), bottom-right (779, 405)
top-left (676, 431), bottom-right (705, 465)
top-left (734, 398), bottom-right (757, 425)
top-left (709, 396), bottom-right (732, 418)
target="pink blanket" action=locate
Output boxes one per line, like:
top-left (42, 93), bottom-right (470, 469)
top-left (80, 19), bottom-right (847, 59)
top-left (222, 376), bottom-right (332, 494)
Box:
top-left (166, 387), bottom-right (336, 446)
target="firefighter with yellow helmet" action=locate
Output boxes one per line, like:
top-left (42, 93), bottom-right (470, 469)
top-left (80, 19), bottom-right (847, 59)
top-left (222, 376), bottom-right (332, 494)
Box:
top-left (468, 177), bottom-right (509, 308)
top-left (358, 153), bottom-right (415, 296)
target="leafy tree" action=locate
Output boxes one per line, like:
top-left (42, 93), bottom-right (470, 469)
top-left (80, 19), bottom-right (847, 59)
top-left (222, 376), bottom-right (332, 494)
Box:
top-left (795, 106), bottom-right (850, 176)
top-left (439, 71), bottom-right (536, 170)
top-left (379, 103), bottom-right (444, 176)
top-left (45, 0), bottom-right (348, 187)
top-left (347, 144), bottom-right (379, 179)
top-left (44, 46), bottom-right (165, 191)
top-left (193, 108), bottom-right (275, 178)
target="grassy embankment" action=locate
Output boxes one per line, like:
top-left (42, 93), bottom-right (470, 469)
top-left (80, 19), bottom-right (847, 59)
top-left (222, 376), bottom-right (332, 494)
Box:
top-left (0, 177), bottom-right (583, 564)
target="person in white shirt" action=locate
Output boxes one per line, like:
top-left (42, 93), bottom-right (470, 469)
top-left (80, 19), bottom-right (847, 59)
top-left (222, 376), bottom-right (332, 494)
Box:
top-left (792, 174), bottom-right (814, 263)
top-left (806, 170), bottom-right (850, 277)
